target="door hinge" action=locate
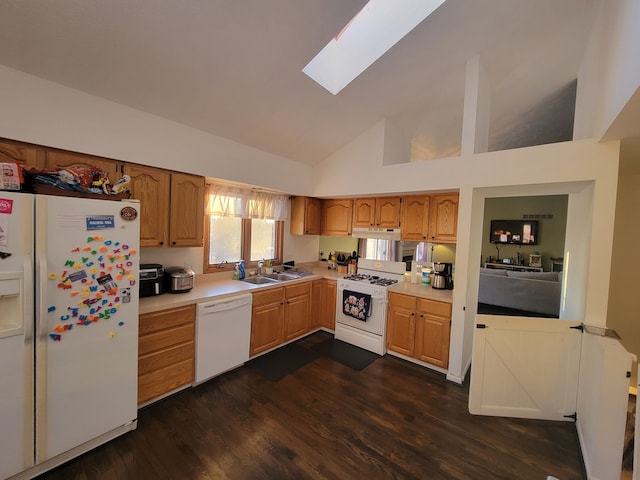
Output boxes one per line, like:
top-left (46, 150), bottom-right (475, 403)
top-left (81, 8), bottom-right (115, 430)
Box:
top-left (476, 323), bottom-right (487, 329)
top-left (564, 412), bottom-right (577, 421)
top-left (569, 324), bottom-right (584, 332)
top-left (627, 371), bottom-right (631, 378)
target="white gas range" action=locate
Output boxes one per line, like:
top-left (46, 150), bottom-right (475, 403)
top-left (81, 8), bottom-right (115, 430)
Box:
top-left (334, 259), bottom-right (406, 355)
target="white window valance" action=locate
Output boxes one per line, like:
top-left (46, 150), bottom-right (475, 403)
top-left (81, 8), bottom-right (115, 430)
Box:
top-left (205, 184), bottom-right (289, 221)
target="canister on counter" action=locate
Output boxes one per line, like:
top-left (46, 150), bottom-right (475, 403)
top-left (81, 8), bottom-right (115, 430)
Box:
top-left (421, 267), bottom-right (431, 285)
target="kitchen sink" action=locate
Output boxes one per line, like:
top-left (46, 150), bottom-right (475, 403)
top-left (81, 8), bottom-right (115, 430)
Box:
top-left (241, 275), bottom-right (280, 285)
top-left (265, 272), bottom-right (301, 281)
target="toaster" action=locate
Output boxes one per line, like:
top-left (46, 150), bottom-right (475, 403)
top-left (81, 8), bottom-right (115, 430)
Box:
top-left (139, 263), bottom-right (164, 297)
top-left (164, 266), bottom-right (195, 293)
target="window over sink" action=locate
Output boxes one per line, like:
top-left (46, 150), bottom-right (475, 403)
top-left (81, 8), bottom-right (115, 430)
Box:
top-left (203, 184), bottom-right (286, 274)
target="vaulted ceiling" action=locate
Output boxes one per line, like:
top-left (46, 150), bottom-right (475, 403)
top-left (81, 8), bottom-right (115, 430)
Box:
top-left (0, 0), bottom-right (603, 166)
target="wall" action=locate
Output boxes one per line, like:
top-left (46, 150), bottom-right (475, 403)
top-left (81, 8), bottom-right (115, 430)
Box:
top-left (314, 121), bottom-right (620, 384)
top-left (0, 65), bottom-right (315, 196)
top-left (607, 149), bottom-right (640, 382)
top-left (574, 0), bottom-right (640, 139)
top-left (481, 195), bottom-right (568, 272)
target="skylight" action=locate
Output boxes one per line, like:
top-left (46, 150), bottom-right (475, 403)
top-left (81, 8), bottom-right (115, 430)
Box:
top-left (303, 0), bottom-right (446, 95)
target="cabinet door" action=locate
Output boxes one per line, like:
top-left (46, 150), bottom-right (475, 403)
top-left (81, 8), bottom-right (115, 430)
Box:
top-left (375, 197), bottom-right (401, 228)
top-left (310, 280), bottom-right (322, 329)
top-left (284, 293), bottom-right (310, 341)
top-left (428, 193), bottom-right (459, 243)
top-left (169, 172), bottom-right (205, 247)
top-left (125, 164), bottom-right (171, 248)
top-left (44, 150), bottom-right (121, 184)
top-left (353, 198), bottom-right (376, 227)
top-left (387, 293), bottom-right (417, 356)
top-left (401, 195), bottom-right (430, 241)
top-left (319, 279), bottom-right (337, 329)
top-left (0, 138), bottom-right (42, 169)
top-left (290, 196), bottom-right (321, 235)
top-left (250, 300), bottom-right (285, 356)
top-left (415, 299), bottom-right (451, 368)
top-left (321, 199), bottom-right (352, 236)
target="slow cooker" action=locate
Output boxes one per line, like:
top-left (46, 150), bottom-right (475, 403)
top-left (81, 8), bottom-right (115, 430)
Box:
top-left (164, 266), bottom-right (195, 293)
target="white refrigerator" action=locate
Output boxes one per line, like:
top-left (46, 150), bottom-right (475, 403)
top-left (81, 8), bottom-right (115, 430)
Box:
top-left (0, 192), bottom-right (140, 479)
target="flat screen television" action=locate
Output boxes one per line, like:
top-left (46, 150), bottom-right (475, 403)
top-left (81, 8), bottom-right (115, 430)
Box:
top-left (490, 219), bottom-right (538, 245)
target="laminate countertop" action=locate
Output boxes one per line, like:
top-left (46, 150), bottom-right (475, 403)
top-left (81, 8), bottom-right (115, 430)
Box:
top-left (139, 267), bottom-right (452, 315)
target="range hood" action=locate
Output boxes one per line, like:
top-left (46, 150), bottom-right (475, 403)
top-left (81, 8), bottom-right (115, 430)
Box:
top-left (352, 227), bottom-right (402, 241)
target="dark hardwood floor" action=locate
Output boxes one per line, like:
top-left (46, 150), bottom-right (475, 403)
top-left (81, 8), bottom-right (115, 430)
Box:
top-left (37, 332), bottom-right (585, 480)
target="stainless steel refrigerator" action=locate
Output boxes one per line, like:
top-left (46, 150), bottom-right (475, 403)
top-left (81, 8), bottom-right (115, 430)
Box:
top-left (0, 192), bottom-right (140, 479)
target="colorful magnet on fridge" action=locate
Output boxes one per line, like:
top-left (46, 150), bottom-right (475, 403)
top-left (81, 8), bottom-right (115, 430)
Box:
top-left (71, 247), bottom-right (80, 252)
top-left (49, 334), bottom-right (61, 341)
top-left (48, 273), bottom-right (57, 280)
top-left (109, 332), bottom-right (116, 339)
top-left (118, 322), bottom-right (124, 326)
top-left (47, 305), bottom-right (55, 312)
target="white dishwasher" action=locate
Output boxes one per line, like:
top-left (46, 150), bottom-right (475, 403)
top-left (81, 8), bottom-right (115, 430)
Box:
top-left (195, 293), bottom-right (253, 385)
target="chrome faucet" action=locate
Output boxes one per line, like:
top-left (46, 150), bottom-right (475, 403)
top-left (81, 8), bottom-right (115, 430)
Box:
top-left (256, 260), bottom-right (264, 275)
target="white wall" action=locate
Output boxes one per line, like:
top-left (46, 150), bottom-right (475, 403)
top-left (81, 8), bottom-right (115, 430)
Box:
top-left (0, 65), bottom-right (315, 195)
top-left (574, 0), bottom-right (640, 139)
top-left (314, 124), bottom-right (620, 383)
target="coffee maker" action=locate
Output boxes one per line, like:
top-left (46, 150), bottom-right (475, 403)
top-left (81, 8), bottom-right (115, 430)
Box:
top-left (432, 262), bottom-right (454, 290)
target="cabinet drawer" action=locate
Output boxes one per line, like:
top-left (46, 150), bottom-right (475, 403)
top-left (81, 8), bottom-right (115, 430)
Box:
top-left (139, 304), bottom-right (195, 336)
top-left (137, 358), bottom-right (194, 404)
top-left (389, 293), bottom-right (417, 310)
top-left (285, 281), bottom-right (310, 298)
top-left (418, 298), bottom-right (452, 318)
top-left (139, 323), bottom-right (195, 356)
top-left (252, 286), bottom-right (285, 306)
top-left (138, 341), bottom-right (194, 376)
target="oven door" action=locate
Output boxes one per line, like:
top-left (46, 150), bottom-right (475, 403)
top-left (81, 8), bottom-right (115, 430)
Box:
top-left (335, 281), bottom-right (386, 335)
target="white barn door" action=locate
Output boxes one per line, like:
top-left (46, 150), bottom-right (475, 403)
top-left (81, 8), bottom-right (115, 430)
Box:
top-left (469, 315), bottom-right (583, 421)
top-left (469, 314), bottom-right (634, 480)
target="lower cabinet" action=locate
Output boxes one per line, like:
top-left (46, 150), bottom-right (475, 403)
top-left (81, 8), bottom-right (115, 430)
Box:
top-left (387, 292), bottom-right (451, 369)
top-left (250, 282), bottom-right (312, 356)
top-left (319, 279), bottom-right (337, 330)
top-left (138, 304), bottom-right (195, 405)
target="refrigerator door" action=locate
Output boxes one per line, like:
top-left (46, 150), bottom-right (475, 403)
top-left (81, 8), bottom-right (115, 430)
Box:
top-left (35, 195), bottom-right (140, 463)
top-left (0, 191), bottom-right (34, 479)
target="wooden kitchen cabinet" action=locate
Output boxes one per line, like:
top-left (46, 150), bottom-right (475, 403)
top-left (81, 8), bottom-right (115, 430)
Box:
top-left (319, 279), bottom-right (337, 330)
top-left (250, 287), bottom-right (285, 356)
top-left (126, 163), bottom-right (171, 247)
top-left (44, 149), bottom-right (121, 184)
top-left (387, 292), bottom-right (451, 369)
top-left (321, 199), bottom-right (352, 236)
top-left (126, 165), bottom-right (205, 248)
top-left (290, 196), bottom-right (321, 235)
top-left (415, 298), bottom-right (451, 368)
top-left (283, 282), bottom-right (311, 341)
top-left (353, 197), bottom-right (401, 228)
top-left (169, 172), bottom-right (205, 247)
top-left (428, 193), bottom-right (459, 243)
top-left (0, 137), bottom-right (43, 169)
top-left (138, 304), bottom-right (195, 405)
top-left (401, 195), bottom-right (430, 241)
top-left (387, 292), bottom-right (417, 357)
top-left (251, 281), bottom-right (314, 355)
top-left (310, 279), bottom-right (322, 329)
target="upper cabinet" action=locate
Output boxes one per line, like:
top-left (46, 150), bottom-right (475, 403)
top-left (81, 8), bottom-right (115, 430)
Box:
top-left (44, 149), bottom-right (122, 184)
top-left (400, 193), bottom-right (458, 243)
top-left (401, 195), bottom-right (430, 241)
top-left (125, 164), bottom-right (171, 247)
top-left (321, 199), bottom-right (352, 236)
top-left (0, 138), bottom-right (43, 169)
top-left (290, 196), bottom-right (321, 235)
top-left (428, 193), bottom-right (458, 243)
top-left (125, 165), bottom-right (204, 248)
top-left (169, 172), bottom-right (205, 247)
top-left (353, 197), bottom-right (401, 228)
